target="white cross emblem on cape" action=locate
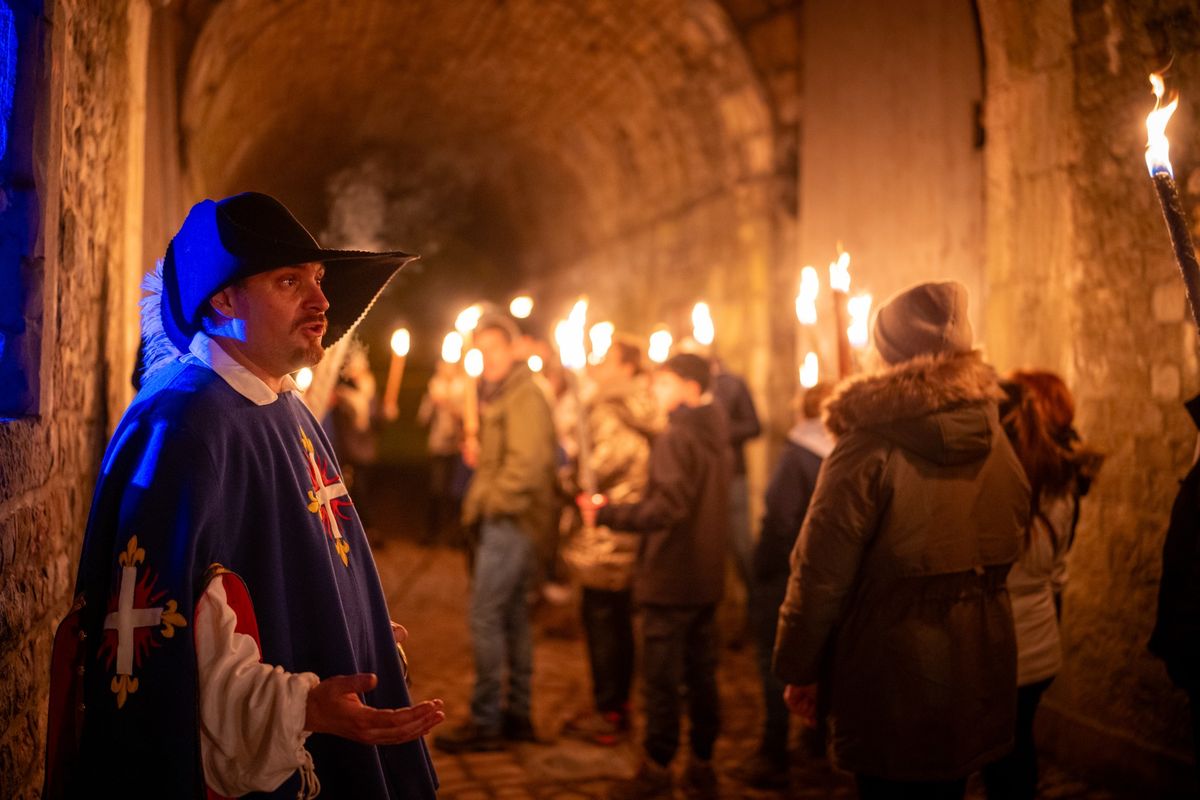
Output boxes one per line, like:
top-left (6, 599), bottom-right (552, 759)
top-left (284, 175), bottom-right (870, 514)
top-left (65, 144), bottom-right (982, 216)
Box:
top-left (100, 536), bottom-right (186, 707)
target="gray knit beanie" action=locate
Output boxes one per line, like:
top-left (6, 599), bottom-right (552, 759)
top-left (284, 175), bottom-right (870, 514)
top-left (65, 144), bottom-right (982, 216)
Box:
top-left (873, 281), bottom-right (973, 365)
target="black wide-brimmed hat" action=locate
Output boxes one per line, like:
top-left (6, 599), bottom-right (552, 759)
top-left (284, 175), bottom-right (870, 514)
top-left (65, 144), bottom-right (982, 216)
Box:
top-left (152, 191), bottom-right (417, 354)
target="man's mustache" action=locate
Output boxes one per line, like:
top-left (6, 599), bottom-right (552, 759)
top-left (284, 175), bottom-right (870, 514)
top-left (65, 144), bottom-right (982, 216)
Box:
top-left (294, 315), bottom-right (327, 332)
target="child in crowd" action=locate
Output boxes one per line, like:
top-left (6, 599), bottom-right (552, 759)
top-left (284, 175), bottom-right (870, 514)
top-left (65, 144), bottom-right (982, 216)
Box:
top-left (578, 353), bottom-right (732, 800)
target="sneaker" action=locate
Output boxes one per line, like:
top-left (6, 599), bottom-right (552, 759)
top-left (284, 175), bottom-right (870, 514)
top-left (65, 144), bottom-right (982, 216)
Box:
top-left (682, 758), bottom-right (719, 799)
top-left (432, 720), bottom-right (504, 753)
top-left (501, 711), bottom-right (540, 743)
top-left (562, 709), bottom-right (628, 746)
top-left (608, 757), bottom-right (673, 800)
top-left (731, 749), bottom-right (789, 790)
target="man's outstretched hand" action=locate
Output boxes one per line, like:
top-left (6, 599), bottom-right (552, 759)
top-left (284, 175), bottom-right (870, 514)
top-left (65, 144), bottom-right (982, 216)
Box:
top-left (305, 673), bottom-right (445, 745)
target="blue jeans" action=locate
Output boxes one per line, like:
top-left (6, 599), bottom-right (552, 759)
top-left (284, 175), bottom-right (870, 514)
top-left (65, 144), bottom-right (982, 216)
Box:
top-left (469, 517), bottom-right (535, 731)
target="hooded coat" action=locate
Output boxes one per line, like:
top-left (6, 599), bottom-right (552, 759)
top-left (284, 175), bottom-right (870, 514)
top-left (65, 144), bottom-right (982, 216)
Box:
top-left (596, 402), bottom-right (732, 606)
top-left (773, 351), bottom-right (1030, 782)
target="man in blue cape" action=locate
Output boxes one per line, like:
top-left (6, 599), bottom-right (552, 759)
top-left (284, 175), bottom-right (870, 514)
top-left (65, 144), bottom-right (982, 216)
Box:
top-left (44, 192), bottom-right (444, 798)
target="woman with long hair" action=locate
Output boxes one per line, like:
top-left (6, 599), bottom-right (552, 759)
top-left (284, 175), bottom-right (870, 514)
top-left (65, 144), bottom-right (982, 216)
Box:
top-left (983, 370), bottom-right (1104, 799)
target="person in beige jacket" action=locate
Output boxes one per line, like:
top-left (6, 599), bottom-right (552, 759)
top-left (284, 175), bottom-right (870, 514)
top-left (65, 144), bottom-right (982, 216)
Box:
top-left (773, 281), bottom-right (1030, 800)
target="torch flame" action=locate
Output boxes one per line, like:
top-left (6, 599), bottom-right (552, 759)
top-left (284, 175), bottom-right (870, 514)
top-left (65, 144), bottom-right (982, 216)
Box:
top-left (556, 298), bottom-right (589, 371)
top-left (1146, 71), bottom-right (1180, 178)
top-left (455, 304), bottom-right (483, 335)
top-left (648, 329), bottom-right (673, 364)
top-left (441, 331), bottom-right (464, 364)
top-left (829, 251), bottom-right (851, 293)
top-left (796, 266), bottom-right (820, 324)
top-left (569, 298), bottom-right (588, 328)
top-left (799, 352), bottom-right (819, 389)
top-left (390, 328), bottom-right (411, 358)
top-left (692, 302), bottom-right (715, 347)
top-left (847, 293), bottom-right (873, 349)
top-left (589, 321), bottom-right (615, 363)
top-left (509, 295), bottom-right (534, 319)
top-left (295, 367), bottom-right (314, 392)
top-left (464, 348), bottom-right (484, 378)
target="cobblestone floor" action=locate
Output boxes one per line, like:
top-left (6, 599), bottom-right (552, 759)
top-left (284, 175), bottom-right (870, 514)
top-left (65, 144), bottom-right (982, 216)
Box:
top-left (374, 539), bottom-right (1125, 799)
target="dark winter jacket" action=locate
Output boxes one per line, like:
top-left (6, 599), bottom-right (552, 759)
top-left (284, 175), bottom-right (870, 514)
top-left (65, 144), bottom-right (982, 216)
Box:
top-left (712, 371), bottom-right (760, 476)
top-left (1150, 394), bottom-right (1200, 690)
top-left (597, 402), bottom-right (732, 606)
top-left (753, 420), bottom-right (833, 585)
top-left (773, 351), bottom-right (1030, 782)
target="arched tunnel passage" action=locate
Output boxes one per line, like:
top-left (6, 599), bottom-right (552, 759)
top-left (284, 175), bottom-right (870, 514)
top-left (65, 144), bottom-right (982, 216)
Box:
top-left (5, 0), bottom-right (1200, 797)
top-left (180, 0), bottom-right (780, 362)
top-left (170, 0), bottom-right (794, 538)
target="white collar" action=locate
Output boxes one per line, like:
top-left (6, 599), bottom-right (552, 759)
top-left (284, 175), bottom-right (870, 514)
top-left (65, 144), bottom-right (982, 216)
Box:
top-left (186, 332), bottom-right (299, 406)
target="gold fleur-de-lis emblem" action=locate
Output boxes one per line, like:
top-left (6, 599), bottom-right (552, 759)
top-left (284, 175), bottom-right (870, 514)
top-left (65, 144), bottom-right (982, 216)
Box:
top-left (118, 536), bottom-right (145, 568)
top-left (159, 599), bottom-right (186, 638)
top-left (111, 674), bottom-right (139, 708)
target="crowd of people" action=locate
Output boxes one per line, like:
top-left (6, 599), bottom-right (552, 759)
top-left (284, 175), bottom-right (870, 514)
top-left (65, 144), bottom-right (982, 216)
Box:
top-left (58, 191), bottom-right (1179, 800)
top-left (409, 282), bottom-right (1109, 800)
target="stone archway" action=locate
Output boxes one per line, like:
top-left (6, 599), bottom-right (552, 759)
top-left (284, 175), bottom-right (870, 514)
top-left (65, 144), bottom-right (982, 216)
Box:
top-left (179, 0), bottom-right (777, 353)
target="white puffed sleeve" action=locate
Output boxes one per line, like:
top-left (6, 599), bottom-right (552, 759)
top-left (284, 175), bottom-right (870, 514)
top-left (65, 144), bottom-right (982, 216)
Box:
top-left (195, 577), bottom-right (321, 798)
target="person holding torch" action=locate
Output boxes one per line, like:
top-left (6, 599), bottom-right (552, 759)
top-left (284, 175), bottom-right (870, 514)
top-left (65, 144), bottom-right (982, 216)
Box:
top-left (577, 353), bottom-right (732, 800)
top-left (434, 313), bottom-right (558, 754)
top-left (561, 334), bottom-right (661, 746)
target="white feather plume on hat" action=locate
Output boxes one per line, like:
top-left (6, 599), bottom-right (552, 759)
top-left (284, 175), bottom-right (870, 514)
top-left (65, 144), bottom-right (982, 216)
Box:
top-left (139, 261), bottom-right (185, 378)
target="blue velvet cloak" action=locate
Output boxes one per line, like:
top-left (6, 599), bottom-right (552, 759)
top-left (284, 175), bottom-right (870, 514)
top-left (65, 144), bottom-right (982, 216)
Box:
top-left (61, 360), bottom-right (438, 798)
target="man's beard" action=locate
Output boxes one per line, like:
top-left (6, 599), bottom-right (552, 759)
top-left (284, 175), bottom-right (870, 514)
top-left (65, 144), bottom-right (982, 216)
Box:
top-left (297, 340), bottom-right (325, 367)
top-left (292, 315), bottom-right (327, 368)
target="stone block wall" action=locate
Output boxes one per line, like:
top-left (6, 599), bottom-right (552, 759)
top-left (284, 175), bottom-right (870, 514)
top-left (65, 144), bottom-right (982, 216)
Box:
top-left (0, 1), bottom-right (143, 796)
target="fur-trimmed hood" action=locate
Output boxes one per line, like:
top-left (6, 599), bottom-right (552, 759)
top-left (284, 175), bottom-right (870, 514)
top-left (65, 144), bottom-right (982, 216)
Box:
top-left (824, 351), bottom-right (1006, 466)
